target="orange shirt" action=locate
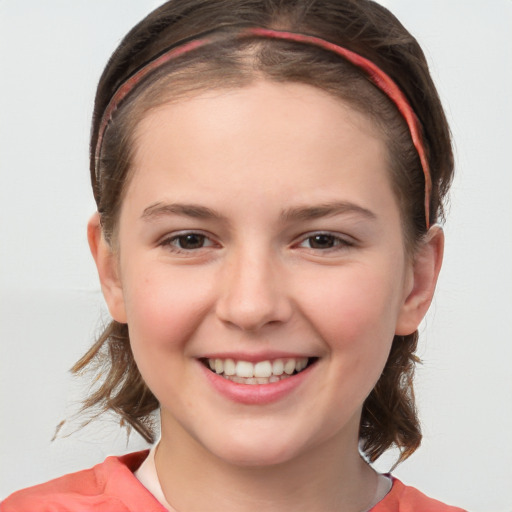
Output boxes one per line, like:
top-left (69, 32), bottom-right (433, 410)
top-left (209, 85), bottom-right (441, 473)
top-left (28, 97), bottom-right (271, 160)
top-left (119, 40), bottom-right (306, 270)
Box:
top-left (1, 451), bottom-right (466, 512)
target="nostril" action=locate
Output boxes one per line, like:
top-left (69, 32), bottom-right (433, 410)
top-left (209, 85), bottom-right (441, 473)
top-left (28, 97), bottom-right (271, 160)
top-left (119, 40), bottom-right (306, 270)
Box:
top-left (215, 266), bottom-right (293, 331)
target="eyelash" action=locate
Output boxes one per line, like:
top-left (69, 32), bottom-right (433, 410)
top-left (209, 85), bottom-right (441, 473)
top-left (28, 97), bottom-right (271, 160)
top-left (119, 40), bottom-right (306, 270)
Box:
top-left (295, 232), bottom-right (355, 252)
top-left (159, 231), bottom-right (354, 255)
top-left (159, 231), bottom-right (217, 254)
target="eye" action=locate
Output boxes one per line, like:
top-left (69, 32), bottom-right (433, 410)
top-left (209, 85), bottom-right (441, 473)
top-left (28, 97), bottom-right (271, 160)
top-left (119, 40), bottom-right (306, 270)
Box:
top-left (297, 232), bottom-right (353, 251)
top-left (174, 233), bottom-right (208, 250)
top-left (160, 231), bottom-right (216, 252)
top-left (304, 234), bottom-right (337, 249)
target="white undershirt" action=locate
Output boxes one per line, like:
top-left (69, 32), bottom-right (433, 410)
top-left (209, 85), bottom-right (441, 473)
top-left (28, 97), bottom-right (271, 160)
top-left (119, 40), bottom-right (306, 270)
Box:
top-left (135, 443), bottom-right (392, 512)
top-left (135, 443), bottom-right (176, 511)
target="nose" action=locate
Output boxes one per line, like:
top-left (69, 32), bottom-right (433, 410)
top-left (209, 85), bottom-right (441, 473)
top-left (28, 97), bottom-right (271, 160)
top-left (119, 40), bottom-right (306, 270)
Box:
top-left (215, 246), bottom-right (293, 332)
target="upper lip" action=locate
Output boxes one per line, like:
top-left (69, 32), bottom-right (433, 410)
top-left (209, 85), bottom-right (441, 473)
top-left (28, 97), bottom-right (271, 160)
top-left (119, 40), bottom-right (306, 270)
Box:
top-left (197, 351), bottom-right (316, 363)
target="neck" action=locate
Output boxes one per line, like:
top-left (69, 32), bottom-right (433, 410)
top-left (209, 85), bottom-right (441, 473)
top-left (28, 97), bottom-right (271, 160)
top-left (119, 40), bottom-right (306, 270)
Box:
top-left (155, 414), bottom-right (379, 512)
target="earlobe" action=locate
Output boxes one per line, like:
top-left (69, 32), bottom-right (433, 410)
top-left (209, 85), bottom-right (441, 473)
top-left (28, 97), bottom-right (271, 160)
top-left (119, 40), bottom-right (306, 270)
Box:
top-left (395, 225), bottom-right (444, 335)
top-left (87, 213), bottom-right (127, 323)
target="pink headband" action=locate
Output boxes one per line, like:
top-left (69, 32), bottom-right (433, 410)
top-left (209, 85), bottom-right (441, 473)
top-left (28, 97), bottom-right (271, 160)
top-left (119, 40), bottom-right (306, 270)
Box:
top-left (95, 27), bottom-right (432, 228)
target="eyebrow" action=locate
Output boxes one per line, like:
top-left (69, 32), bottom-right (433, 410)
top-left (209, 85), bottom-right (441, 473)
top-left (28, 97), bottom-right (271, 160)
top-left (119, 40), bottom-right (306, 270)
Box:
top-left (141, 202), bottom-right (228, 221)
top-left (280, 201), bottom-right (377, 222)
top-left (141, 200), bottom-right (377, 224)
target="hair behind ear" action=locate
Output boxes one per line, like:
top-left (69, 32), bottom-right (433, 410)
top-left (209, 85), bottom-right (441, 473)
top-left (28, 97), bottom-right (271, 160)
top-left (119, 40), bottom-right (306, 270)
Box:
top-left (71, 320), bottom-right (159, 443)
top-left (360, 332), bottom-right (421, 465)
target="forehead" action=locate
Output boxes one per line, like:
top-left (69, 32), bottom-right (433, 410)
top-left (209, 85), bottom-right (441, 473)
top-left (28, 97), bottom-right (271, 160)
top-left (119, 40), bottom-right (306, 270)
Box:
top-left (132, 79), bottom-right (387, 171)
top-left (125, 80), bottom-right (397, 224)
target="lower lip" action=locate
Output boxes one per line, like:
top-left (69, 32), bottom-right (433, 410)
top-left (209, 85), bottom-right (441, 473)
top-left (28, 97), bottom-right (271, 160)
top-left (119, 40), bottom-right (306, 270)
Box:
top-left (199, 361), bottom-right (316, 405)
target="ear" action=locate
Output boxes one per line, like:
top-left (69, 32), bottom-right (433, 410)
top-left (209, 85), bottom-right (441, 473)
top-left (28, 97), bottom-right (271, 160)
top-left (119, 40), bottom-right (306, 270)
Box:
top-left (395, 225), bottom-right (444, 336)
top-left (87, 212), bottom-right (127, 323)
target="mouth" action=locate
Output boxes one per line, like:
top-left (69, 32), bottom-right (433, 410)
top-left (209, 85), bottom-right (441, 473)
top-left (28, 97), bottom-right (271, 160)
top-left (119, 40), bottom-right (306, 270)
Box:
top-left (200, 357), bottom-right (318, 385)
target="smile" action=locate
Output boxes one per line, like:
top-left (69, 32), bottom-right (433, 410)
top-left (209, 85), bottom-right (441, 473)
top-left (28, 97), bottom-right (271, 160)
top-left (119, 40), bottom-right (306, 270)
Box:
top-left (202, 357), bottom-right (315, 385)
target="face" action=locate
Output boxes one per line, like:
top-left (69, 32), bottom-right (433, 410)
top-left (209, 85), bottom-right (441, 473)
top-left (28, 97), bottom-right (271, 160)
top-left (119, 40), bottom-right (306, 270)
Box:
top-left (101, 81), bottom-right (422, 467)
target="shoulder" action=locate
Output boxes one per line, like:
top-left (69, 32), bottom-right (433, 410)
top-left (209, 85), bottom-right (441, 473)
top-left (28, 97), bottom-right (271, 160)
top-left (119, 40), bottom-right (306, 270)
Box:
top-left (0, 451), bottom-right (166, 512)
top-left (372, 477), bottom-right (468, 512)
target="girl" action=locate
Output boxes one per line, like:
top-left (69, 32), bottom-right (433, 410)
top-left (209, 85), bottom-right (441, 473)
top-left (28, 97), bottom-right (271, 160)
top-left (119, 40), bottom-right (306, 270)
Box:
top-left (2, 0), bottom-right (467, 510)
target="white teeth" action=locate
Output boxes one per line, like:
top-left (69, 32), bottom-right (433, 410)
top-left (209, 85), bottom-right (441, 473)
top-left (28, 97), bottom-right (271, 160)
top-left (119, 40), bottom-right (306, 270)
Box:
top-left (224, 374), bottom-right (292, 384)
top-left (284, 359), bottom-right (296, 375)
top-left (235, 360), bottom-right (254, 378)
top-left (254, 361), bottom-right (272, 378)
top-left (272, 359), bottom-right (284, 375)
top-left (206, 357), bottom-right (310, 383)
top-left (223, 358), bottom-right (236, 376)
top-left (296, 358), bottom-right (307, 372)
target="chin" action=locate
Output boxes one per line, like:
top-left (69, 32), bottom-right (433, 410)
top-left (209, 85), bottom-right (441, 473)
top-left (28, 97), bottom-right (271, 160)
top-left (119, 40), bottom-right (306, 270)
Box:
top-left (203, 429), bottom-right (312, 468)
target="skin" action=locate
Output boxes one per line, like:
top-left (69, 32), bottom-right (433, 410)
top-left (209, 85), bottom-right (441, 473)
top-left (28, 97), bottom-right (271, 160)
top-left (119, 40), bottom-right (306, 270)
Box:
top-left (89, 81), bottom-right (443, 512)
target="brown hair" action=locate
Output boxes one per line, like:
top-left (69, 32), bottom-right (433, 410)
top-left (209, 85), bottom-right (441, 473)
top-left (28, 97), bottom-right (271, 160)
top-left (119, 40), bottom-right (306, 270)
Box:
top-left (73, 0), bottom-right (453, 465)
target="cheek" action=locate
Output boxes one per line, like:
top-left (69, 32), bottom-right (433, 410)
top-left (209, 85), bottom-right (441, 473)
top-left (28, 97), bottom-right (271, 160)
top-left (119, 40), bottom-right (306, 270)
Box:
top-left (120, 265), bottom-right (218, 407)
top-left (122, 265), bottom-right (214, 357)
top-left (297, 264), bottom-right (404, 358)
